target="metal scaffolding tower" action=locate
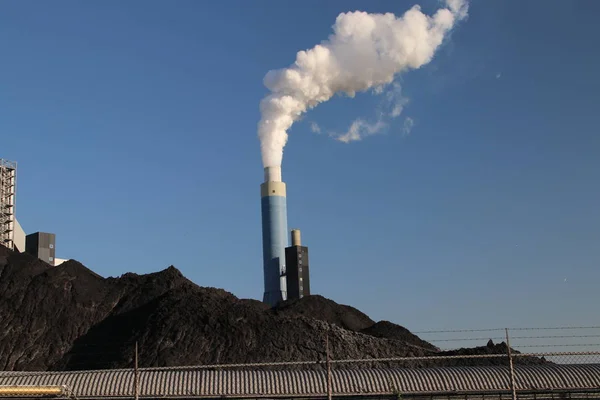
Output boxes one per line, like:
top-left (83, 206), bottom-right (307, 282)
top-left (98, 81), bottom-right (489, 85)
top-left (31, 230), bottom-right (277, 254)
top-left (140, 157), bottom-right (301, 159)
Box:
top-left (0, 159), bottom-right (17, 250)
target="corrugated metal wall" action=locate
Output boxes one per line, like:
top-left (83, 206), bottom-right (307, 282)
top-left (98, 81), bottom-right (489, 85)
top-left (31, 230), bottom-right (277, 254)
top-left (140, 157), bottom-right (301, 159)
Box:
top-left (1, 365), bottom-right (599, 398)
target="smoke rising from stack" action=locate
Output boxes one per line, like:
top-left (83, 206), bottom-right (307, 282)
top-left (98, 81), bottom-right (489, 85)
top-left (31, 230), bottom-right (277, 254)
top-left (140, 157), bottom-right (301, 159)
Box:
top-left (258, 0), bottom-right (469, 167)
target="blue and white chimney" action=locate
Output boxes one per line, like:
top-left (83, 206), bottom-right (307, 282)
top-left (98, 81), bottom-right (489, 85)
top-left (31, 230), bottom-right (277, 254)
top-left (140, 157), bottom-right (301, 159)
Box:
top-left (260, 166), bottom-right (288, 306)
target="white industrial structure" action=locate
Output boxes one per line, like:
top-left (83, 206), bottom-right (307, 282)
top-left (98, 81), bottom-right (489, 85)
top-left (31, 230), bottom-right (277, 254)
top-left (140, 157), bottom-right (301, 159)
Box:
top-left (0, 159), bottom-right (18, 251)
top-left (1, 157), bottom-right (68, 265)
top-left (14, 218), bottom-right (26, 253)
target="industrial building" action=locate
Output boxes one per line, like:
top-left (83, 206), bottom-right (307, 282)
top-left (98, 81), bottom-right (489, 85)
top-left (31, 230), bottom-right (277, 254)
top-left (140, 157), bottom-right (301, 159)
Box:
top-left (1, 159), bottom-right (20, 251)
top-left (285, 229), bottom-right (310, 300)
top-left (24, 232), bottom-right (67, 266)
top-left (260, 166), bottom-right (311, 306)
top-left (0, 158), bottom-right (68, 266)
top-left (260, 166), bottom-right (289, 306)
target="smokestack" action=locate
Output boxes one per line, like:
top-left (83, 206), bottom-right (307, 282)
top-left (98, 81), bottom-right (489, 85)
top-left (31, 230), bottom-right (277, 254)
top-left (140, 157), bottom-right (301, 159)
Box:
top-left (285, 228), bottom-right (310, 301)
top-left (260, 166), bottom-right (288, 306)
top-left (291, 229), bottom-right (301, 246)
top-left (264, 166), bottom-right (282, 182)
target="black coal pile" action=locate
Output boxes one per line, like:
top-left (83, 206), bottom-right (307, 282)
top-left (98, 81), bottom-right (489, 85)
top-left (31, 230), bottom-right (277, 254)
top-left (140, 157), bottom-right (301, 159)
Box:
top-left (0, 246), bottom-right (543, 371)
top-left (360, 321), bottom-right (441, 353)
top-left (274, 295), bottom-right (375, 331)
top-left (437, 339), bottom-right (547, 367)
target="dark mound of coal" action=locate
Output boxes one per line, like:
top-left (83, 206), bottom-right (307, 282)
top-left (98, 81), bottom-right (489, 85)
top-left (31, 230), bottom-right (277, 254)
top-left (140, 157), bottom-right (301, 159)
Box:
top-left (361, 321), bottom-right (438, 351)
top-left (438, 341), bottom-right (547, 366)
top-left (274, 295), bottom-right (375, 331)
top-left (0, 246), bottom-right (544, 371)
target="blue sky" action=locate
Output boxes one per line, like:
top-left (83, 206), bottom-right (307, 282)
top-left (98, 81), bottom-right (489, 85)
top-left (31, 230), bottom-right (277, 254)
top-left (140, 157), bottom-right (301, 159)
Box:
top-left (1, 0), bottom-right (599, 335)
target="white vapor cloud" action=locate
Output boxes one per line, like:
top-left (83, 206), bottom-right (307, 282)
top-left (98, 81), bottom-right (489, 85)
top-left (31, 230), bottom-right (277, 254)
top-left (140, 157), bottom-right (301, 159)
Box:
top-left (310, 121), bottom-right (322, 133)
top-left (336, 119), bottom-right (387, 143)
top-left (373, 85), bottom-right (385, 95)
top-left (313, 81), bottom-right (409, 141)
top-left (391, 105), bottom-right (404, 118)
top-left (496, 72), bottom-right (502, 79)
top-left (386, 82), bottom-right (409, 118)
top-left (446, 0), bottom-right (469, 20)
top-left (402, 117), bottom-right (415, 135)
top-left (257, 0), bottom-right (469, 167)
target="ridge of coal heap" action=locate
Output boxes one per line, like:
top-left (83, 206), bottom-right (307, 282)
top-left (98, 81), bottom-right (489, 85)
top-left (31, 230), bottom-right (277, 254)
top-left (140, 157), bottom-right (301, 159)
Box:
top-left (0, 246), bottom-right (543, 371)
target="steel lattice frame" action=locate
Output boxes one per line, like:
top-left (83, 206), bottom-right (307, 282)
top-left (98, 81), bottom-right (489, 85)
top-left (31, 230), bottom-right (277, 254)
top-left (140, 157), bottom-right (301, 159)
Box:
top-left (0, 159), bottom-right (17, 250)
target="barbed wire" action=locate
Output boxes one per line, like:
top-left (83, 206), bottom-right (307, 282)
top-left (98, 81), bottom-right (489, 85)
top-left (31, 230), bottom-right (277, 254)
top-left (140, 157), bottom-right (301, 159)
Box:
top-left (0, 354), bottom-right (508, 377)
top-left (428, 334), bottom-right (600, 342)
top-left (1, 350), bottom-right (599, 379)
top-left (515, 351), bottom-right (600, 356)
top-left (511, 334), bottom-right (600, 339)
top-left (415, 328), bottom-right (505, 334)
top-left (415, 326), bottom-right (600, 334)
top-left (513, 344), bottom-right (600, 348)
top-left (509, 326), bottom-right (600, 331)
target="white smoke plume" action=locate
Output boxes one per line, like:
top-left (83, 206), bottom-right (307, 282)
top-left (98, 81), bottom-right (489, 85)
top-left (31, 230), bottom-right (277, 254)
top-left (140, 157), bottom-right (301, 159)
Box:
top-left (258, 0), bottom-right (468, 167)
top-left (337, 119), bottom-right (387, 143)
top-left (403, 117), bottom-right (415, 136)
top-left (387, 83), bottom-right (409, 118)
top-left (310, 121), bottom-right (322, 134)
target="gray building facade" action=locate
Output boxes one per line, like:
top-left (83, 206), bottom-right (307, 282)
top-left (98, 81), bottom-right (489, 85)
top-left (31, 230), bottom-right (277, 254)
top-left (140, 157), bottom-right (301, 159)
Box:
top-left (285, 229), bottom-right (310, 301)
top-left (285, 245), bottom-right (310, 300)
top-left (26, 232), bottom-right (56, 265)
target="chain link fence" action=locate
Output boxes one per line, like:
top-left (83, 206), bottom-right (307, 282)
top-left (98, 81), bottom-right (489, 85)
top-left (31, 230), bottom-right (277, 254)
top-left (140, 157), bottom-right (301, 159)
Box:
top-left (3, 326), bottom-right (598, 399)
top-left (415, 326), bottom-right (600, 364)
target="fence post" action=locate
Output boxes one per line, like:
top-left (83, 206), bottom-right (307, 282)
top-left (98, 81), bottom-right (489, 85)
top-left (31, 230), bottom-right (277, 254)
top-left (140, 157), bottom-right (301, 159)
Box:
top-left (134, 342), bottom-right (139, 400)
top-left (326, 334), bottom-right (333, 400)
top-left (505, 328), bottom-right (517, 400)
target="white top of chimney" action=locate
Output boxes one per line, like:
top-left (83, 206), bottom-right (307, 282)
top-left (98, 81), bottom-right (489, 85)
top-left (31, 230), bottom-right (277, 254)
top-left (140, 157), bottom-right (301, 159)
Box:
top-left (291, 229), bottom-right (301, 246)
top-left (264, 166), bottom-right (282, 182)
